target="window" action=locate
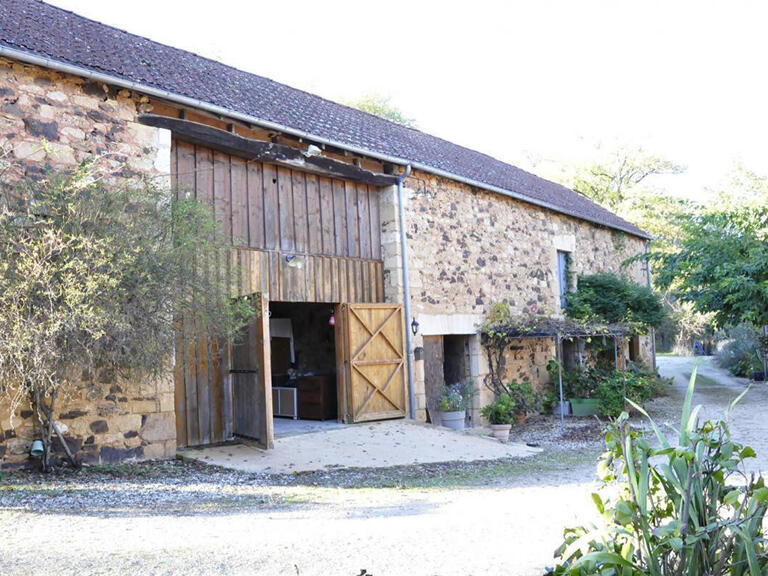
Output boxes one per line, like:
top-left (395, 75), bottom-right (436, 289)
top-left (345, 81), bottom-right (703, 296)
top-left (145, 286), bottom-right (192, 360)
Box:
top-left (557, 251), bottom-right (569, 309)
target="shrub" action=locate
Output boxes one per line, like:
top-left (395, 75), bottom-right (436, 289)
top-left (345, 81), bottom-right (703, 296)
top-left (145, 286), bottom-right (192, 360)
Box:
top-left (481, 393), bottom-right (517, 425)
top-left (549, 373), bottom-right (766, 575)
top-left (717, 324), bottom-right (763, 377)
top-left (505, 380), bottom-right (540, 416)
top-left (565, 273), bottom-right (666, 331)
top-left (547, 361), bottom-right (668, 416)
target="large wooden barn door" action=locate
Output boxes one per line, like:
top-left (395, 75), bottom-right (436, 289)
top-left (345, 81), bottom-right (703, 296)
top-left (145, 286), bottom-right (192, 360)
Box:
top-left (340, 303), bottom-right (407, 423)
top-left (230, 294), bottom-right (273, 448)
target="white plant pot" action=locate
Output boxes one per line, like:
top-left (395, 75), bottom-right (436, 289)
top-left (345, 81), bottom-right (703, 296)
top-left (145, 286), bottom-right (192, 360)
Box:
top-left (490, 424), bottom-right (512, 442)
top-left (441, 410), bottom-right (466, 431)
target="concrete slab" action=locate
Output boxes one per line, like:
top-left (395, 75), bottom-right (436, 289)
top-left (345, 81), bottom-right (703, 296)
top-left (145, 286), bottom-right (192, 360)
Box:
top-left (181, 420), bottom-right (540, 474)
top-left (273, 418), bottom-right (346, 438)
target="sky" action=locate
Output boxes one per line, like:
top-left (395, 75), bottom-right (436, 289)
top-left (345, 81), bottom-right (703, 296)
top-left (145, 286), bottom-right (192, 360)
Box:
top-left (48, 0), bottom-right (768, 200)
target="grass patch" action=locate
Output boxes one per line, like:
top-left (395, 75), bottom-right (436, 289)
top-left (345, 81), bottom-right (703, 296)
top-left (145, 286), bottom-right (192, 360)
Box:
top-left (684, 372), bottom-right (721, 388)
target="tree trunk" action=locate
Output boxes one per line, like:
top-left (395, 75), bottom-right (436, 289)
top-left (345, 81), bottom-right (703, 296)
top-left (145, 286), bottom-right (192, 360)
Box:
top-left (33, 386), bottom-right (78, 471)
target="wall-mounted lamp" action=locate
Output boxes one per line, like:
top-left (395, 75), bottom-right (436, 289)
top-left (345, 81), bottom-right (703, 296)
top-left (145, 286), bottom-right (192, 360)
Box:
top-left (284, 254), bottom-right (304, 270)
top-left (411, 318), bottom-right (420, 335)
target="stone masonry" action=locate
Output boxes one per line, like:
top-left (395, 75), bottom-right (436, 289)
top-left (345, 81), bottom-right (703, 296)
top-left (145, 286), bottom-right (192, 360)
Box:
top-left (381, 169), bottom-right (652, 423)
top-left (0, 57), bottom-right (175, 468)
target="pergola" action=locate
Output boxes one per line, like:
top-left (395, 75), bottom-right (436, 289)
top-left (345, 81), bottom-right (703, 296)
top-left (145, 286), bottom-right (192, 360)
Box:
top-left (482, 316), bottom-right (636, 433)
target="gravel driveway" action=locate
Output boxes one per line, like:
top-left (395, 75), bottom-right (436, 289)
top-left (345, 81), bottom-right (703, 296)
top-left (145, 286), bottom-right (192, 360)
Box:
top-left (0, 355), bottom-right (760, 576)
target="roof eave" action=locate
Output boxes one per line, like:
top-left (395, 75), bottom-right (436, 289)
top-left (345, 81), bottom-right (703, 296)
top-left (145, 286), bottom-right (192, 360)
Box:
top-left (0, 44), bottom-right (651, 240)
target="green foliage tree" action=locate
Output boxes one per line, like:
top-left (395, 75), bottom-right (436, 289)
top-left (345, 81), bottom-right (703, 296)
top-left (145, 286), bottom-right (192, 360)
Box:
top-left (565, 273), bottom-right (665, 331)
top-left (0, 160), bottom-right (255, 470)
top-left (345, 93), bottom-right (418, 128)
top-left (550, 373), bottom-right (768, 575)
top-left (653, 200), bottom-right (768, 329)
top-left (556, 144), bottom-right (684, 213)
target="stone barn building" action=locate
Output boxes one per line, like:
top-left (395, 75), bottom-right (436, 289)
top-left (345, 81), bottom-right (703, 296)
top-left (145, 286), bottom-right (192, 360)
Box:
top-left (0, 0), bottom-right (651, 467)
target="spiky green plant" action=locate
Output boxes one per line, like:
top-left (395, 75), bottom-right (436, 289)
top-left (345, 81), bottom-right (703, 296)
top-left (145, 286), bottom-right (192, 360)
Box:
top-left (550, 369), bottom-right (768, 575)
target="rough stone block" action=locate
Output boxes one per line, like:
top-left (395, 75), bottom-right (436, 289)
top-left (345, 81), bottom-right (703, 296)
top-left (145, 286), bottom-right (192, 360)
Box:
top-left (89, 420), bottom-right (109, 434)
top-left (140, 412), bottom-right (175, 443)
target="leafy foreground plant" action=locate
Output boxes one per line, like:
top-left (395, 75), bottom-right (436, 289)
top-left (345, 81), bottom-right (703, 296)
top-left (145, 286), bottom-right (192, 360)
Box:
top-left (549, 370), bottom-right (768, 575)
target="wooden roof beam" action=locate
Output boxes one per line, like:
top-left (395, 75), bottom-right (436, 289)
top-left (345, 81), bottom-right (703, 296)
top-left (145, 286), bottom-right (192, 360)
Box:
top-left (139, 114), bottom-right (399, 186)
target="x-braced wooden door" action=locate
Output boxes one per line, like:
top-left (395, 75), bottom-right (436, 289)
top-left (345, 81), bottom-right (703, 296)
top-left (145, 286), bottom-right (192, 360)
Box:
top-left (339, 303), bottom-right (407, 423)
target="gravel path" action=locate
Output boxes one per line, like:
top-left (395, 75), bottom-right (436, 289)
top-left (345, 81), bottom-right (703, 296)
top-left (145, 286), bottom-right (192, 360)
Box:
top-left (0, 355), bottom-right (761, 576)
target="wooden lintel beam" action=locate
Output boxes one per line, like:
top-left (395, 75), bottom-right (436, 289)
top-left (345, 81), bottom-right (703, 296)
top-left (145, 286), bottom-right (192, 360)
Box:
top-left (139, 114), bottom-right (399, 187)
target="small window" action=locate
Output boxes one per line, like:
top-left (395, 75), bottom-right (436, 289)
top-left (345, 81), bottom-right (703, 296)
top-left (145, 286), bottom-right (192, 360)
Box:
top-left (557, 251), bottom-right (569, 309)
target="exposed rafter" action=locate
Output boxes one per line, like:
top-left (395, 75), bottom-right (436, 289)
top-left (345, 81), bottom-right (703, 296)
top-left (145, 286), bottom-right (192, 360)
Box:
top-left (139, 114), bottom-right (398, 187)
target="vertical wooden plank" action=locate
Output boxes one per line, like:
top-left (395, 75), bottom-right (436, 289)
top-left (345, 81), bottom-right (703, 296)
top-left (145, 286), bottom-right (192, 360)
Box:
top-left (269, 251), bottom-right (280, 300)
top-left (249, 250), bottom-right (261, 294)
top-left (257, 294), bottom-right (274, 448)
top-left (307, 255), bottom-right (316, 302)
top-left (374, 262), bottom-right (384, 302)
top-left (361, 261), bottom-right (371, 302)
top-left (173, 318), bottom-right (187, 447)
top-left (306, 175), bottom-right (322, 254)
top-left (263, 164), bottom-right (279, 250)
top-left (278, 166), bottom-right (295, 252)
top-left (230, 156), bottom-right (248, 246)
top-left (370, 185), bottom-right (381, 260)
top-left (319, 177), bottom-right (335, 255)
top-left (292, 170), bottom-right (309, 253)
top-left (222, 337), bottom-right (233, 440)
top-left (183, 314), bottom-right (199, 445)
top-left (247, 162), bottom-right (265, 249)
top-left (175, 141), bottom-right (196, 200)
top-left (332, 180), bottom-right (347, 257)
top-left (357, 183), bottom-right (371, 260)
top-left (210, 336), bottom-right (225, 442)
top-left (213, 151), bottom-right (232, 241)
top-left (345, 181), bottom-right (360, 258)
top-left (260, 250), bottom-right (271, 296)
top-left (195, 146), bottom-right (214, 207)
top-left (170, 139), bottom-right (179, 200)
top-left (335, 303), bottom-right (348, 423)
top-left (337, 259), bottom-right (347, 303)
top-left (196, 321), bottom-right (211, 445)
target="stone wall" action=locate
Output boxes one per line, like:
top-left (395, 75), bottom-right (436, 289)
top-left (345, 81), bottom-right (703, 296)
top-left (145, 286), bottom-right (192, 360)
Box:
top-left (384, 169), bottom-right (652, 422)
top-left (0, 58), bottom-right (175, 468)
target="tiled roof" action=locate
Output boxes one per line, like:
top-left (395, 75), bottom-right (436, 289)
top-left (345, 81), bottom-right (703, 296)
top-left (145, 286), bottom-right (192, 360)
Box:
top-left (0, 0), bottom-right (648, 238)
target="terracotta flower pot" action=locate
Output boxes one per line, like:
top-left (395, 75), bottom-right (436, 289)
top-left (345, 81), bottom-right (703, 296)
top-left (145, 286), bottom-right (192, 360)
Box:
top-left (490, 423), bottom-right (511, 442)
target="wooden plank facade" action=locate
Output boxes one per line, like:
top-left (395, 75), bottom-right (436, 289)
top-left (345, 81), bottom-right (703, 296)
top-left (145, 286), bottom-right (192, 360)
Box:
top-left (171, 137), bottom-right (387, 447)
top-left (173, 139), bottom-right (384, 304)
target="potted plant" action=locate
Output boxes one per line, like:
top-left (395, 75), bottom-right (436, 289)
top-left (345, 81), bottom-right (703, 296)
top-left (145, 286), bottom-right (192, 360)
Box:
top-left (438, 382), bottom-right (472, 431)
top-left (563, 368), bottom-right (600, 417)
top-left (481, 393), bottom-right (516, 442)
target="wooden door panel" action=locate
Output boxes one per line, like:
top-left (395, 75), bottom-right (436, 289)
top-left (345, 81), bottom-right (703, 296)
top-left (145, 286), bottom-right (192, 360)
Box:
top-left (423, 335), bottom-right (445, 425)
top-left (230, 293), bottom-right (273, 447)
top-left (342, 303), bottom-right (406, 423)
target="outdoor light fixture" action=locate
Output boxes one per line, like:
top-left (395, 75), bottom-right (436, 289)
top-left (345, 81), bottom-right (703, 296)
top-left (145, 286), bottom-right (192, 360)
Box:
top-left (411, 318), bottom-right (419, 335)
top-left (284, 254), bottom-right (304, 269)
top-left (328, 310), bottom-right (336, 327)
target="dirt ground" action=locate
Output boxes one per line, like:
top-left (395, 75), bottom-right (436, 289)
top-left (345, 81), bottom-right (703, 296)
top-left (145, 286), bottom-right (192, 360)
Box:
top-left (0, 355), bottom-right (762, 576)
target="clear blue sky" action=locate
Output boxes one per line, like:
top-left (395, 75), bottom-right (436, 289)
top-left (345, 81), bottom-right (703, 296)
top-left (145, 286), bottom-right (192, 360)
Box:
top-left (49, 0), bottom-right (768, 200)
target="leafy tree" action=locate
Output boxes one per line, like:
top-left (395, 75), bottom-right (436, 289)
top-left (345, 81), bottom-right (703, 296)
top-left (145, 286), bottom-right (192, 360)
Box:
top-left (555, 144), bottom-right (684, 213)
top-left (345, 93), bottom-right (418, 128)
top-left (653, 200), bottom-right (768, 329)
top-left (565, 273), bottom-right (665, 331)
top-left (0, 160), bottom-right (255, 470)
